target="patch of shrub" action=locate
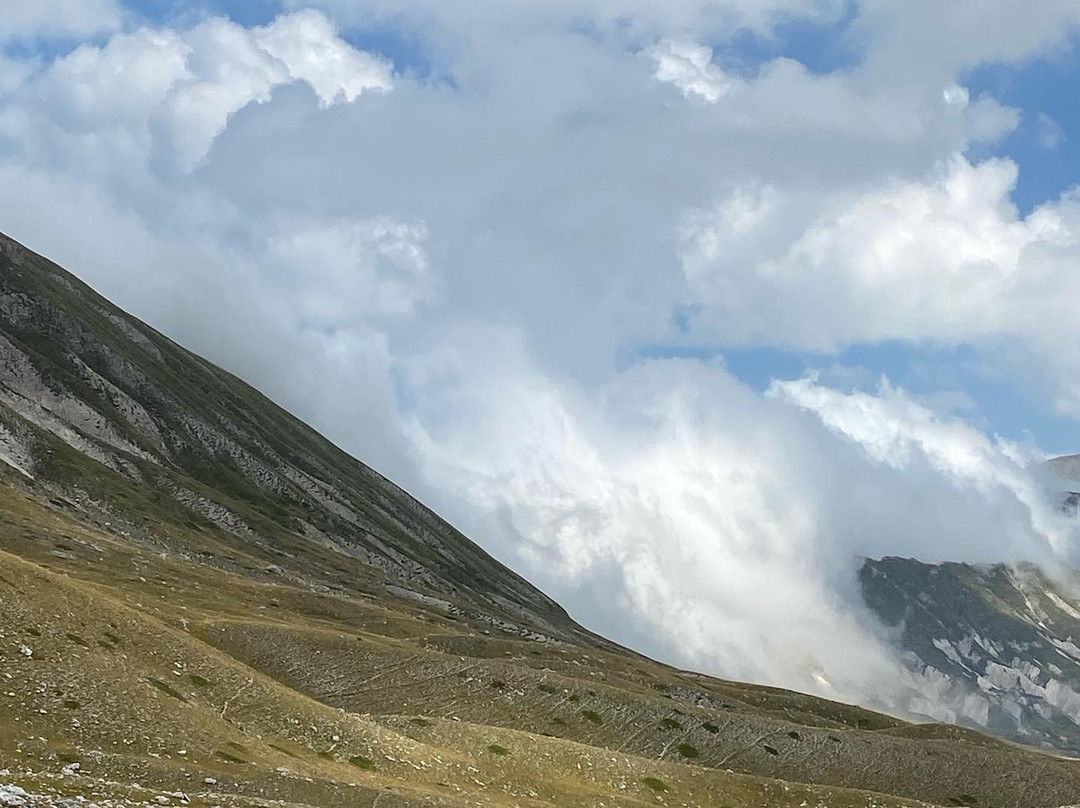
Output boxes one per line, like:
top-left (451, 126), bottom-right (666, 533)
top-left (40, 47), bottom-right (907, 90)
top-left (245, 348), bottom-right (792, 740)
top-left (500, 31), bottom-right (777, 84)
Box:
top-left (62, 699), bottom-right (80, 710)
top-left (147, 678), bottom-right (187, 702)
top-left (762, 744), bottom-right (779, 756)
top-left (349, 755), bottom-right (374, 770)
top-left (487, 744), bottom-right (510, 756)
top-left (215, 750), bottom-right (246, 764)
top-left (701, 721), bottom-right (719, 734)
top-left (660, 717), bottom-right (683, 730)
top-left (642, 777), bottom-right (669, 792)
top-left (538, 682), bottom-right (559, 694)
top-left (489, 680), bottom-right (506, 690)
top-left (787, 731), bottom-right (801, 741)
top-left (188, 674), bottom-right (210, 688)
top-left (65, 633), bottom-right (89, 648)
top-left (410, 717), bottom-right (431, 727)
top-left (677, 743), bottom-right (700, 759)
top-left (580, 709), bottom-right (603, 725)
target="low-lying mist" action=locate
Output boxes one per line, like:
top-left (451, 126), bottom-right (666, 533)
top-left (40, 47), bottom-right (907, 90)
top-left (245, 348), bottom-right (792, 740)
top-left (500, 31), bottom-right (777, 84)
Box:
top-left (405, 339), bottom-right (1079, 716)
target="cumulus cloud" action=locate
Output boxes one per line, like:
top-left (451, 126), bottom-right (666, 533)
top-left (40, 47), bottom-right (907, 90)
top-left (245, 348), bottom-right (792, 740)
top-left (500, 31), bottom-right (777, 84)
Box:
top-left (7, 10), bottom-right (391, 173)
top-left (678, 155), bottom-right (1080, 415)
top-left (650, 40), bottom-right (734, 102)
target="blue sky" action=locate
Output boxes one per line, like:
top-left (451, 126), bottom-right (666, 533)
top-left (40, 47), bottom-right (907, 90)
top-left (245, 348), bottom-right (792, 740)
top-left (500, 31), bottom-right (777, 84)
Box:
top-left (967, 45), bottom-right (1080, 215)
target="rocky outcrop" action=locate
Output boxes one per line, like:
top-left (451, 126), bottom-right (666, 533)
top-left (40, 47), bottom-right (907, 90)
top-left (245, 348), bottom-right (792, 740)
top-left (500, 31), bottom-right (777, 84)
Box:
top-left (862, 556), bottom-right (1080, 754)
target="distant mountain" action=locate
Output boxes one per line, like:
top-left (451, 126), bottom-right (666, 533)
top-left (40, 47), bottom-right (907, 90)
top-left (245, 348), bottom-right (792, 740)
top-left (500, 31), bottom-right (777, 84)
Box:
top-left (861, 556), bottom-right (1080, 754)
top-left (1045, 454), bottom-right (1080, 513)
top-left (1045, 454), bottom-right (1080, 490)
top-left (4, 228), bottom-right (1080, 808)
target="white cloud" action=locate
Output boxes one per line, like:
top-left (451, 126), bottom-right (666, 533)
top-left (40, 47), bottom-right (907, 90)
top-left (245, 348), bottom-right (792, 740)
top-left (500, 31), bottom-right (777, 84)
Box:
top-left (679, 155), bottom-right (1080, 415)
top-left (772, 377), bottom-right (1070, 555)
top-left (407, 341), bottom-right (1073, 704)
top-left (650, 39), bottom-right (733, 102)
top-left (942, 83), bottom-right (969, 109)
top-left (0, 0), bottom-right (125, 42)
top-left (253, 10), bottom-right (393, 106)
top-left (9, 10), bottom-right (392, 173)
top-left (266, 218), bottom-right (434, 323)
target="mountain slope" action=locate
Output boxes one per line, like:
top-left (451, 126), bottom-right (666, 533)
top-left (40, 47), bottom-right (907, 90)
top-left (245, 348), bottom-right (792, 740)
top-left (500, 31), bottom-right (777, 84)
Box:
top-left (0, 230), bottom-right (581, 643)
top-left (861, 556), bottom-right (1080, 755)
top-left (3, 228), bottom-right (1080, 808)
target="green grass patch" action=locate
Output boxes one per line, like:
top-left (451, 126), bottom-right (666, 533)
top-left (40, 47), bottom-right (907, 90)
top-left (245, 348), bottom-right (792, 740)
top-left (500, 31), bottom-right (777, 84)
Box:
top-left (147, 677), bottom-right (187, 702)
top-left (349, 755), bottom-right (374, 770)
top-left (487, 744), bottom-right (510, 756)
top-left (642, 777), bottom-right (669, 792)
top-left (188, 673), bottom-right (210, 688)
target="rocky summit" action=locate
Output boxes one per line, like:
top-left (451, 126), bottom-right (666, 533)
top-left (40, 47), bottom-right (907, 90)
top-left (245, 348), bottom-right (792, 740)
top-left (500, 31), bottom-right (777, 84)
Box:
top-left (4, 229), bottom-right (1080, 807)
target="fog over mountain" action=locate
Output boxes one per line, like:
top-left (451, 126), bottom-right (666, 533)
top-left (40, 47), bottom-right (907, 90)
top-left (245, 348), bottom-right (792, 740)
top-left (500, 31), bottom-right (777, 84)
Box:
top-left (3, 0), bottom-right (1080, 725)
